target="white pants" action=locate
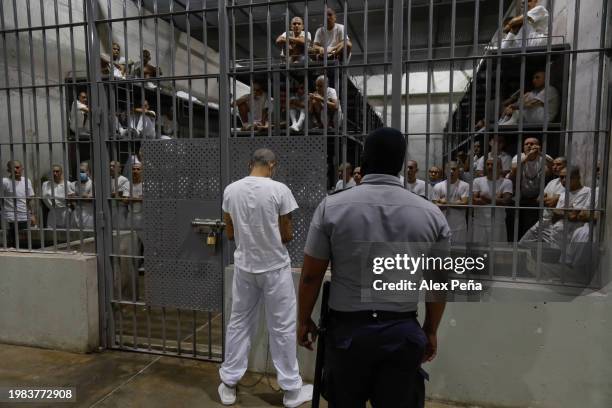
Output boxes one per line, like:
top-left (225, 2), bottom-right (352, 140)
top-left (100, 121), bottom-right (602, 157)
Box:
top-left (289, 108), bottom-right (305, 130)
top-left (219, 265), bottom-right (302, 391)
top-left (473, 222), bottom-right (507, 244)
top-left (47, 207), bottom-right (71, 229)
top-left (567, 223), bottom-right (598, 268)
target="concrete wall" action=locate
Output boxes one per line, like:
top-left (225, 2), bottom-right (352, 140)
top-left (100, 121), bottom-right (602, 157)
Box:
top-left (0, 252), bottom-right (99, 353)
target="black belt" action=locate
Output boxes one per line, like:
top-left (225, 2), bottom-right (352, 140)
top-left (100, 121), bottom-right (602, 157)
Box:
top-left (329, 309), bottom-right (417, 324)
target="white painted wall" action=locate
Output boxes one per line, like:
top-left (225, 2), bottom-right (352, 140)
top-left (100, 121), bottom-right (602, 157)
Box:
top-left (353, 71), bottom-right (471, 177)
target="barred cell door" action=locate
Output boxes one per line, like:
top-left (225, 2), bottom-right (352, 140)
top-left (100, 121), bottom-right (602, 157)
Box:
top-left (88, 1), bottom-right (231, 361)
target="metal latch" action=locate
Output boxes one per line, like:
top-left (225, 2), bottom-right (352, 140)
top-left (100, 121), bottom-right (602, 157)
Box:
top-left (192, 218), bottom-right (226, 249)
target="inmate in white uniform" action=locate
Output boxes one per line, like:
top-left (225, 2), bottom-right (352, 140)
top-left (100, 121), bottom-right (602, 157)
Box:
top-left (42, 180), bottom-right (74, 228)
top-left (405, 178), bottom-right (427, 196)
top-left (520, 177), bottom-right (564, 243)
top-left (334, 177), bottom-right (355, 191)
top-left (472, 176), bottom-right (513, 243)
top-left (1, 177), bottom-right (35, 223)
top-left (476, 152), bottom-right (513, 174)
top-left (111, 175), bottom-right (130, 229)
top-left (314, 23), bottom-right (350, 54)
top-left (124, 181), bottom-right (144, 231)
top-left (546, 186), bottom-right (591, 249)
top-left (431, 179), bottom-right (469, 244)
top-left (502, 5), bottom-right (549, 49)
top-left (70, 179), bottom-right (94, 229)
top-left (568, 187), bottom-right (599, 267)
top-left (219, 176), bottom-right (302, 391)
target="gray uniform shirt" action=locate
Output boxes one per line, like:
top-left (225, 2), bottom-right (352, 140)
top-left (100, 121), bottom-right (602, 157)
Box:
top-left (304, 174), bottom-right (451, 312)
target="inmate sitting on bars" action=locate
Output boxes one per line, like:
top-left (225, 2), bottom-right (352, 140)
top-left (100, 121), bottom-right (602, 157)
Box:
top-left (276, 16), bottom-right (311, 64)
top-left (234, 81), bottom-right (272, 132)
top-left (311, 8), bottom-right (352, 60)
top-left (498, 70), bottom-right (560, 125)
top-left (309, 75), bottom-right (341, 130)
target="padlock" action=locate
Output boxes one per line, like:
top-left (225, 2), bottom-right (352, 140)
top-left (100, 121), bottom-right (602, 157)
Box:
top-left (206, 231), bottom-right (217, 246)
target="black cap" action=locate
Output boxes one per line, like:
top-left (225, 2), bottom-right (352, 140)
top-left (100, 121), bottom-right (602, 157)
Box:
top-left (361, 127), bottom-right (406, 176)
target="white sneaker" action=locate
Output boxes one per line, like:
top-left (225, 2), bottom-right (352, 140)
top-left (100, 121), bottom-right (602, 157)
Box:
top-left (218, 383), bottom-right (237, 405)
top-left (283, 384), bottom-right (313, 408)
top-left (290, 124), bottom-right (300, 133)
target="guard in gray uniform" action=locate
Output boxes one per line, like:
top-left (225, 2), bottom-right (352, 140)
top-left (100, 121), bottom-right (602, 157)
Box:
top-left (298, 127), bottom-right (450, 407)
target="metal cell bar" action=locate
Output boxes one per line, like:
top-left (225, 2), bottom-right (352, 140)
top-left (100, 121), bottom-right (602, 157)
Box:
top-left (218, 0), bottom-right (231, 362)
top-left (187, 0), bottom-right (194, 140)
top-left (391, 0), bottom-right (403, 129)
top-left (39, 0), bottom-right (59, 250)
top-left (560, 0), bottom-right (582, 284)
top-left (426, 0), bottom-right (433, 200)
top-left (25, 0), bottom-right (44, 251)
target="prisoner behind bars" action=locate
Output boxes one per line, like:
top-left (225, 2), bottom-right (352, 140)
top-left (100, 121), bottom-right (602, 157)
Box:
top-left (298, 127), bottom-right (450, 407)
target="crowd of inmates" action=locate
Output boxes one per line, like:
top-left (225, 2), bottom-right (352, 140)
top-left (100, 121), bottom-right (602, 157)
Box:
top-left (333, 134), bottom-right (601, 271)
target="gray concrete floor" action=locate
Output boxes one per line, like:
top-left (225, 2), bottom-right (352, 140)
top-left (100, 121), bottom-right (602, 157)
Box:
top-left (0, 343), bottom-right (464, 408)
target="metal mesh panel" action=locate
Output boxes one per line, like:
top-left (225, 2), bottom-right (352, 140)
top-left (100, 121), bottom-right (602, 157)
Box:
top-left (229, 136), bottom-right (327, 265)
top-left (144, 259), bottom-right (223, 312)
top-left (143, 139), bottom-right (223, 311)
top-left (142, 139), bottom-right (221, 201)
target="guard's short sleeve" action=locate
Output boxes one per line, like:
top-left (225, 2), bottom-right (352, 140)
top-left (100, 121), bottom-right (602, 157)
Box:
top-left (304, 199), bottom-right (331, 260)
top-left (278, 184), bottom-right (299, 216)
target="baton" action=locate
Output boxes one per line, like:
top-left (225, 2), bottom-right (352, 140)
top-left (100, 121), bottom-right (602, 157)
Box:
top-left (312, 280), bottom-right (331, 408)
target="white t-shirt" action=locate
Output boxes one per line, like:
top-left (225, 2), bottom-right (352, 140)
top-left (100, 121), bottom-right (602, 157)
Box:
top-left (70, 100), bottom-right (89, 135)
top-left (279, 30), bottom-right (311, 57)
top-left (502, 5), bottom-right (549, 48)
top-left (1, 177), bottom-right (35, 222)
top-left (472, 176), bottom-right (513, 224)
top-left (314, 23), bottom-right (349, 52)
top-left (405, 178), bottom-right (427, 196)
top-left (71, 179), bottom-right (94, 228)
top-left (111, 175), bottom-right (130, 197)
top-left (555, 186), bottom-right (591, 233)
top-left (124, 181), bottom-right (144, 215)
top-left (334, 177), bottom-right (356, 191)
top-left (511, 153), bottom-right (552, 198)
top-left (134, 113), bottom-right (156, 139)
top-left (112, 56), bottom-right (126, 78)
top-left (42, 180), bottom-right (73, 209)
top-left (476, 151), bottom-right (513, 173)
top-left (431, 179), bottom-right (470, 230)
top-left (247, 93), bottom-right (272, 124)
top-left (223, 176), bottom-right (298, 273)
top-left (522, 87), bottom-right (560, 123)
top-left (542, 177), bottom-right (564, 222)
top-left (319, 87), bottom-right (342, 127)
